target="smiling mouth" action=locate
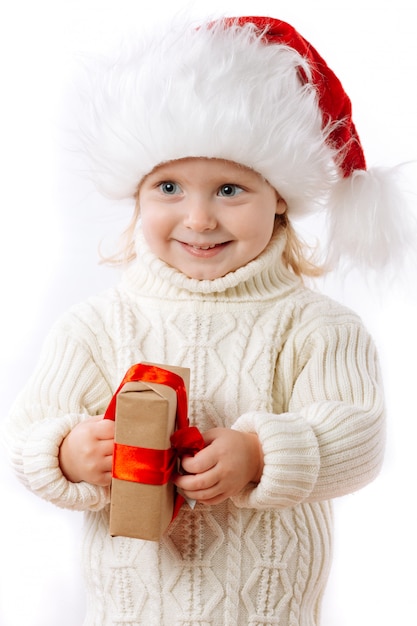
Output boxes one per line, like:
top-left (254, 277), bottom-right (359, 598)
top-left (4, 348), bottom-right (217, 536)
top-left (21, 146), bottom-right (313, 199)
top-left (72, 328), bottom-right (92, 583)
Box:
top-left (180, 241), bottom-right (229, 256)
top-left (190, 244), bottom-right (218, 250)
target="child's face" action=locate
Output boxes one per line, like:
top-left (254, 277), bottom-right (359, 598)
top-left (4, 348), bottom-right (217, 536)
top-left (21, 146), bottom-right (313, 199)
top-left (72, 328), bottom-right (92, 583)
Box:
top-left (138, 158), bottom-right (286, 280)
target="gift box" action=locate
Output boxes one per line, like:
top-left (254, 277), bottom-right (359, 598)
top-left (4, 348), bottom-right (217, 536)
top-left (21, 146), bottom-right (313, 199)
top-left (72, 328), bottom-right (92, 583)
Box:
top-left (104, 362), bottom-right (203, 541)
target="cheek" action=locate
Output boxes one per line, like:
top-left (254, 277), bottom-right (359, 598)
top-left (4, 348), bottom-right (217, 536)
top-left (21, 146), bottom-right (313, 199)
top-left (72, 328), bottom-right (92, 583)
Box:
top-left (245, 207), bottom-right (277, 242)
top-left (247, 210), bottom-right (278, 255)
top-left (140, 205), bottom-right (168, 241)
top-left (139, 217), bottom-right (163, 258)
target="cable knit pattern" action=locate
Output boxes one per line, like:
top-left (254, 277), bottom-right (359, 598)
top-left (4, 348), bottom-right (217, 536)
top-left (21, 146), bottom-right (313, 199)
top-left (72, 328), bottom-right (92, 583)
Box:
top-left (2, 230), bottom-right (385, 625)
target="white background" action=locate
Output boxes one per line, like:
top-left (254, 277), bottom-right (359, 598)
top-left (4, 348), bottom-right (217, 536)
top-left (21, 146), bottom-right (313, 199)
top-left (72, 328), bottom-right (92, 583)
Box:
top-left (1, 1), bottom-right (416, 625)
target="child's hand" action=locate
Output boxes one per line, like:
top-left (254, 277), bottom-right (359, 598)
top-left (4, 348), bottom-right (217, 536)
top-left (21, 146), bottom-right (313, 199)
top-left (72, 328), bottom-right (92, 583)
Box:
top-left (173, 428), bottom-right (264, 505)
top-left (59, 415), bottom-right (114, 486)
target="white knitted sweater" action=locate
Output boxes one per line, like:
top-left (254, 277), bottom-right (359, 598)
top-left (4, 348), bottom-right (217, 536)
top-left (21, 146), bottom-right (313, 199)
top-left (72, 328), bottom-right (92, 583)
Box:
top-left (3, 230), bottom-right (385, 625)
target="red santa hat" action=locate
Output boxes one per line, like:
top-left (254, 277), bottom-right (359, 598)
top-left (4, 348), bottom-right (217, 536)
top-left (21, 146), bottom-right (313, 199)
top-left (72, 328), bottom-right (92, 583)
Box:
top-left (80, 15), bottom-right (414, 272)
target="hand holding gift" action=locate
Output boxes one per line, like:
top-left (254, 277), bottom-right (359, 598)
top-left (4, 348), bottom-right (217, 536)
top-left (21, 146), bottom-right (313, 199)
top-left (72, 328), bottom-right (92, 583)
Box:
top-left (104, 362), bottom-right (204, 541)
top-left (59, 415), bottom-right (114, 486)
top-left (174, 427), bottom-right (264, 506)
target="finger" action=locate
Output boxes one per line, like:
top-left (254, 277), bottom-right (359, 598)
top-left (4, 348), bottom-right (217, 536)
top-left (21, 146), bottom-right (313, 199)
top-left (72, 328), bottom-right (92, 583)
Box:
top-left (181, 446), bottom-right (217, 474)
top-left (94, 420), bottom-right (115, 441)
top-left (175, 468), bottom-right (220, 494)
top-left (98, 438), bottom-right (115, 456)
top-left (102, 446), bottom-right (113, 469)
top-left (95, 470), bottom-right (113, 487)
top-left (198, 492), bottom-right (228, 506)
top-left (182, 482), bottom-right (225, 504)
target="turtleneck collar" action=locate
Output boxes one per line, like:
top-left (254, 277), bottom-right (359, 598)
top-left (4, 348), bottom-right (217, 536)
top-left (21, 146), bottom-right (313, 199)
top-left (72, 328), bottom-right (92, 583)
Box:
top-left (122, 227), bottom-right (301, 303)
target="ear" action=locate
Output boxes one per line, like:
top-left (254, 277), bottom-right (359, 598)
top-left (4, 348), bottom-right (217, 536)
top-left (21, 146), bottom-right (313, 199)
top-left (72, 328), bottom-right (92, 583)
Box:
top-left (275, 195), bottom-right (287, 215)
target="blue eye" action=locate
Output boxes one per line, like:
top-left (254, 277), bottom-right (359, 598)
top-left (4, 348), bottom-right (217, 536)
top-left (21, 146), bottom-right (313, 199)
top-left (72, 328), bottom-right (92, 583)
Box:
top-left (160, 181), bottom-right (181, 195)
top-left (218, 184), bottom-right (243, 197)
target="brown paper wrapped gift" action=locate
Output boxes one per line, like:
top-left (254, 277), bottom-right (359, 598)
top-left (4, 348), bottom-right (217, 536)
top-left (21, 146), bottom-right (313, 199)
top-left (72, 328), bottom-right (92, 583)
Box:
top-left (105, 362), bottom-right (199, 541)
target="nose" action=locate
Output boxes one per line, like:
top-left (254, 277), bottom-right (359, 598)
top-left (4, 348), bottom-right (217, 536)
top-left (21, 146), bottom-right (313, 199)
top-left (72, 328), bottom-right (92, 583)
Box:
top-left (183, 196), bottom-right (217, 232)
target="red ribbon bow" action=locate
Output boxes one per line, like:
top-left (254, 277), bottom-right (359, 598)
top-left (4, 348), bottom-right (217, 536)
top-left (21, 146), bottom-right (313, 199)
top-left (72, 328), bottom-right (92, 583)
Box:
top-left (104, 363), bottom-right (205, 519)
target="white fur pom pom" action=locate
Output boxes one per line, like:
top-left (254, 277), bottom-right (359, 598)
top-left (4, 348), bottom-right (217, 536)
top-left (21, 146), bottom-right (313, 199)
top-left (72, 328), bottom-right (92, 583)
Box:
top-left (325, 165), bottom-right (417, 275)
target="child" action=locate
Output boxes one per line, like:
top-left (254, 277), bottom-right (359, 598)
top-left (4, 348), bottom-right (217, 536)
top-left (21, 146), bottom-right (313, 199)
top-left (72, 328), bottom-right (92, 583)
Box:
top-left (2, 15), bottom-right (413, 626)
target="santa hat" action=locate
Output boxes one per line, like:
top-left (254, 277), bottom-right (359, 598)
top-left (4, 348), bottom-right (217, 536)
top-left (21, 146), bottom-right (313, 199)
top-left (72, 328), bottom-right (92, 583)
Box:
top-left (80, 15), bottom-right (415, 272)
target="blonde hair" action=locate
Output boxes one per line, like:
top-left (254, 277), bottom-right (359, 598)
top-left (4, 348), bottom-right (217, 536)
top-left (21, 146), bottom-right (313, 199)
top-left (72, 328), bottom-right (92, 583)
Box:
top-left (100, 194), bottom-right (324, 279)
top-left (278, 213), bottom-right (324, 278)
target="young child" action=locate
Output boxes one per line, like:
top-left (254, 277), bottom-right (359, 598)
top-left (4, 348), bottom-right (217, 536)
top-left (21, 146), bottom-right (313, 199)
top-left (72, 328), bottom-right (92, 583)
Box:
top-left (2, 15), bottom-right (413, 626)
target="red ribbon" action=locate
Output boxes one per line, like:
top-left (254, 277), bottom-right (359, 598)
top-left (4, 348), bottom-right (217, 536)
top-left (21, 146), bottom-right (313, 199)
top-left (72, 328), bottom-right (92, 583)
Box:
top-left (104, 363), bottom-right (205, 518)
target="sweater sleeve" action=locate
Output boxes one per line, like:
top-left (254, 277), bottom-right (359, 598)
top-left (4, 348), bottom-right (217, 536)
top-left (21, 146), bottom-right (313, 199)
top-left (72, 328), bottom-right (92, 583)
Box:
top-left (1, 315), bottom-right (114, 512)
top-left (231, 317), bottom-right (385, 509)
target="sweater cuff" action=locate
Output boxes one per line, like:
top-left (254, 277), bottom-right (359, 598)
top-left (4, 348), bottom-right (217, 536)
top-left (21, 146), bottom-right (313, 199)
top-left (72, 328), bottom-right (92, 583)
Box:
top-left (21, 414), bottom-right (110, 511)
top-left (231, 411), bottom-right (320, 509)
